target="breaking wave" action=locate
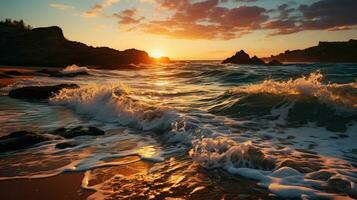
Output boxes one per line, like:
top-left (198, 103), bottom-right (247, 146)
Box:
top-left (61, 64), bottom-right (89, 74)
top-left (50, 83), bottom-right (179, 132)
top-left (208, 71), bottom-right (357, 132)
top-left (229, 71), bottom-right (357, 108)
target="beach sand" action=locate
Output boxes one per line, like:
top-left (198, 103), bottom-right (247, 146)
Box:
top-left (0, 155), bottom-right (154, 200)
top-left (0, 172), bottom-right (93, 200)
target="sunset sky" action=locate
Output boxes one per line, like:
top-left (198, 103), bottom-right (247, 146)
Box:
top-left (1, 0), bottom-right (356, 60)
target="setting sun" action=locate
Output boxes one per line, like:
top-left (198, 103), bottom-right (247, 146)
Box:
top-left (152, 52), bottom-right (163, 58)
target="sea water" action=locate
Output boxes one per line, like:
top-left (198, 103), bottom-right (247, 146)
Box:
top-left (0, 63), bottom-right (356, 199)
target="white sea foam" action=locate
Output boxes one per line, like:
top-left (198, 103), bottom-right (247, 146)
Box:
top-left (50, 83), bottom-right (180, 132)
top-left (229, 71), bottom-right (357, 109)
top-left (61, 64), bottom-right (89, 74)
top-left (190, 137), bottom-right (357, 199)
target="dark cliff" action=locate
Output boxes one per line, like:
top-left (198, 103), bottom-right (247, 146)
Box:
top-left (0, 24), bottom-right (152, 68)
top-left (263, 40), bottom-right (357, 63)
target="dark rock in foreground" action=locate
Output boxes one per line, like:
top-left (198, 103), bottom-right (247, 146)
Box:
top-left (222, 50), bottom-right (267, 65)
top-left (52, 126), bottom-right (105, 138)
top-left (55, 142), bottom-right (75, 149)
top-left (0, 131), bottom-right (51, 153)
top-left (0, 23), bottom-right (153, 69)
top-left (0, 126), bottom-right (105, 152)
top-left (8, 83), bottom-right (79, 100)
top-left (263, 39), bottom-right (357, 63)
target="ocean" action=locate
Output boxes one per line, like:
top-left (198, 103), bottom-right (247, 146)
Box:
top-left (0, 62), bottom-right (356, 199)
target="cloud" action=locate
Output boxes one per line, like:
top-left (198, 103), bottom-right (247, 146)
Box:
top-left (81, 0), bottom-right (357, 40)
top-left (84, 0), bottom-right (120, 17)
top-left (299, 0), bottom-right (357, 30)
top-left (140, 0), bottom-right (268, 39)
top-left (49, 3), bottom-right (74, 11)
top-left (265, 0), bottom-right (357, 35)
top-left (113, 9), bottom-right (145, 25)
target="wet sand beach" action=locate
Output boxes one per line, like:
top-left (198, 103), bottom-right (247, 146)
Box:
top-left (0, 172), bottom-right (93, 200)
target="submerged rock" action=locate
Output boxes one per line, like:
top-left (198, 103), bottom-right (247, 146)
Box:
top-left (8, 83), bottom-right (79, 100)
top-left (0, 73), bottom-right (12, 78)
top-left (52, 126), bottom-right (105, 138)
top-left (55, 142), bottom-right (75, 149)
top-left (0, 131), bottom-right (51, 153)
top-left (37, 69), bottom-right (90, 77)
top-left (327, 177), bottom-right (352, 193)
top-left (4, 70), bottom-right (23, 76)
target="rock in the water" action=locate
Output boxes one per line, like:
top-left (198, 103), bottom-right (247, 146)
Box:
top-left (8, 83), bottom-right (79, 100)
top-left (327, 177), bottom-right (352, 193)
top-left (0, 73), bottom-right (12, 78)
top-left (222, 50), bottom-right (266, 65)
top-left (0, 131), bottom-right (51, 153)
top-left (251, 56), bottom-right (265, 65)
top-left (55, 142), bottom-right (75, 149)
top-left (222, 50), bottom-right (251, 64)
top-left (52, 126), bottom-right (105, 138)
top-left (4, 70), bottom-right (23, 76)
top-left (267, 60), bottom-right (283, 66)
top-left (37, 69), bottom-right (90, 77)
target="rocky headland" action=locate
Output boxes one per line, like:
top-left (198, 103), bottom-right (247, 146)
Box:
top-left (222, 50), bottom-right (282, 65)
top-left (263, 40), bottom-right (357, 63)
top-left (0, 20), bottom-right (155, 69)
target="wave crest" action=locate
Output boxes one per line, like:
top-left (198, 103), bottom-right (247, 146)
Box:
top-left (61, 64), bottom-right (89, 74)
top-left (50, 83), bottom-right (179, 132)
top-left (228, 71), bottom-right (357, 108)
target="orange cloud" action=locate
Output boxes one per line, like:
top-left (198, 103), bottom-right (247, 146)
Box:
top-left (84, 0), bottom-right (120, 17)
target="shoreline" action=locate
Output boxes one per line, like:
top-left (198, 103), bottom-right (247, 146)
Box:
top-left (0, 172), bottom-right (93, 200)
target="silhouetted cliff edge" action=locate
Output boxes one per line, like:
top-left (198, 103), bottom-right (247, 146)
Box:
top-left (0, 22), bottom-right (152, 68)
top-left (263, 40), bottom-right (357, 63)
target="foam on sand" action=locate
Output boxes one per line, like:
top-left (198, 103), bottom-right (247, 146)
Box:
top-left (190, 137), bottom-right (357, 199)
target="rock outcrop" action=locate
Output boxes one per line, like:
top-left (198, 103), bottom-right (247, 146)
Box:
top-left (8, 84), bottom-right (79, 100)
top-left (0, 126), bottom-right (106, 153)
top-left (51, 126), bottom-right (105, 139)
top-left (267, 60), bottom-right (283, 66)
top-left (0, 131), bottom-right (52, 153)
top-left (222, 50), bottom-right (270, 65)
top-left (0, 23), bottom-right (153, 69)
top-left (263, 40), bottom-right (357, 63)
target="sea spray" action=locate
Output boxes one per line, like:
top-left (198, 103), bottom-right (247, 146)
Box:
top-left (228, 71), bottom-right (357, 109)
top-left (50, 83), bottom-right (180, 132)
top-left (61, 64), bottom-right (89, 74)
